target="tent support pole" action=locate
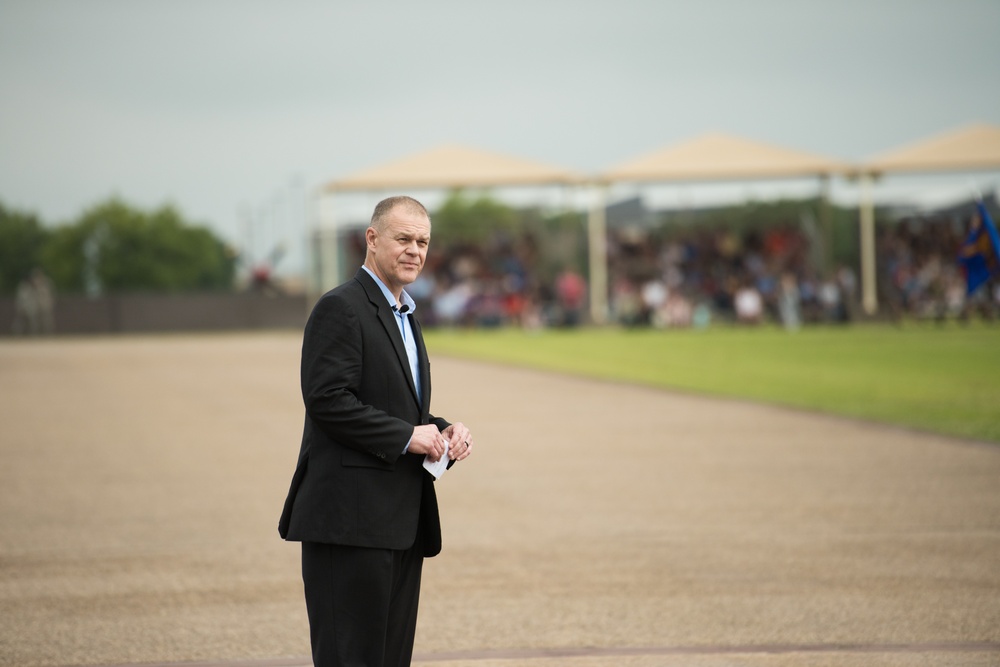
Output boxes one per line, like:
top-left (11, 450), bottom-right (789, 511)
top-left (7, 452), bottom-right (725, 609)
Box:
top-left (587, 182), bottom-right (608, 325)
top-left (859, 173), bottom-right (878, 315)
top-left (818, 174), bottom-right (832, 274)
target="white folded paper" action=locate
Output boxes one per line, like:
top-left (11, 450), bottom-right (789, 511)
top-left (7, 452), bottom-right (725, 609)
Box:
top-left (422, 439), bottom-right (450, 480)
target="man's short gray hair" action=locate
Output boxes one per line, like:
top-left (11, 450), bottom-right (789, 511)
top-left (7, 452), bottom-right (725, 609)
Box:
top-left (370, 196), bottom-right (430, 232)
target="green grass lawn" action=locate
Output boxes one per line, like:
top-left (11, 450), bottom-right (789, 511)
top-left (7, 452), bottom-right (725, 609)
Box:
top-left (424, 322), bottom-right (1000, 443)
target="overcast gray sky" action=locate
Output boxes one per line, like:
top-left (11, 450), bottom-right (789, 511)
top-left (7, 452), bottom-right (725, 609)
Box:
top-left (2, 0), bottom-right (999, 273)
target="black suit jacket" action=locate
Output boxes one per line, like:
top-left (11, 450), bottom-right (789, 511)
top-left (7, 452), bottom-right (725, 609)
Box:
top-left (278, 269), bottom-right (450, 557)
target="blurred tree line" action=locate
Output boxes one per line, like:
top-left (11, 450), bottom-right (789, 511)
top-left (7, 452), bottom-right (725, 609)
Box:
top-left (0, 198), bottom-right (236, 295)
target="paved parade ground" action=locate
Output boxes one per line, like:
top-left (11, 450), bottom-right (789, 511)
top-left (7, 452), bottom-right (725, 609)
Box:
top-left (1, 333), bottom-right (998, 667)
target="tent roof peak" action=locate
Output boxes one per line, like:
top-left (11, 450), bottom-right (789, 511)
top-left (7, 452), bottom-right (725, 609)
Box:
top-left (325, 144), bottom-right (584, 192)
top-left (601, 132), bottom-right (851, 183)
top-left (863, 123), bottom-right (1000, 175)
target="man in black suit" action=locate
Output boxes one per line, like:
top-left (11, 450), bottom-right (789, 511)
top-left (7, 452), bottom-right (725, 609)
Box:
top-left (279, 195), bottom-right (473, 667)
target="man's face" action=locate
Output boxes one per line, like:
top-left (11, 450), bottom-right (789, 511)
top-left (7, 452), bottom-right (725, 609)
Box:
top-left (367, 206), bottom-right (430, 293)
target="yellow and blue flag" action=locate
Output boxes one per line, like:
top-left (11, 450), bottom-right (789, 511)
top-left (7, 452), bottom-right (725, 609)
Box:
top-left (958, 200), bottom-right (1000, 295)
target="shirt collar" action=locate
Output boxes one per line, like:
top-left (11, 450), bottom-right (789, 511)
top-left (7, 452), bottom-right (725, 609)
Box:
top-left (361, 265), bottom-right (417, 315)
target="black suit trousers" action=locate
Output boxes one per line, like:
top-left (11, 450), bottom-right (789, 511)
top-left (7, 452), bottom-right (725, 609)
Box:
top-left (301, 531), bottom-right (425, 667)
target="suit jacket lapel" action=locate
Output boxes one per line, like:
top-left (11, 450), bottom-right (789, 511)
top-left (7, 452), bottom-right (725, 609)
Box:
top-left (411, 314), bottom-right (431, 420)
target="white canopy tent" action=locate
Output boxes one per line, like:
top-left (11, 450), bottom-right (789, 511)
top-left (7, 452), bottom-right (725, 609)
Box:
top-left (313, 127), bottom-right (1000, 325)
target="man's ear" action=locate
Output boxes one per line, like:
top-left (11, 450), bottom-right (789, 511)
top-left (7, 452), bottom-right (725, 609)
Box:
top-left (365, 226), bottom-right (378, 250)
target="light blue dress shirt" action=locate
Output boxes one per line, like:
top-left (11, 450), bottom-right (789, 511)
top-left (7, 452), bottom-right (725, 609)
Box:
top-left (361, 265), bottom-right (421, 404)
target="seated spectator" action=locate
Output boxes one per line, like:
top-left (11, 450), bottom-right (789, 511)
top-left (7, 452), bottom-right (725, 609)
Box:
top-left (555, 267), bottom-right (587, 327)
top-left (734, 283), bottom-right (764, 325)
top-left (661, 291), bottom-right (693, 328)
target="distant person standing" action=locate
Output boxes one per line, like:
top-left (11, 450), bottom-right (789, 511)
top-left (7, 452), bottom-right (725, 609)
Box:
top-left (278, 196), bottom-right (474, 667)
top-left (11, 268), bottom-right (54, 335)
top-left (777, 272), bottom-right (801, 331)
top-left (734, 281), bottom-right (764, 325)
top-left (11, 274), bottom-right (38, 335)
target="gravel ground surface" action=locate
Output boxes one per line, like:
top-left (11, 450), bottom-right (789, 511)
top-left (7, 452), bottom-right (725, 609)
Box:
top-left (1, 332), bottom-right (998, 667)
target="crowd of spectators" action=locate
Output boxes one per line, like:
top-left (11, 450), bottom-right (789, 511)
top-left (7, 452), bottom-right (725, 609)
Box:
top-left (603, 224), bottom-right (855, 330)
top-left (345, 228), bottom-right (589, 329)
top-left (344, 206), bottom-right (997, 330)
top-left (877, 212), bottom-right (999, 322)
top-left (379, 223), bottom-right (858, 330)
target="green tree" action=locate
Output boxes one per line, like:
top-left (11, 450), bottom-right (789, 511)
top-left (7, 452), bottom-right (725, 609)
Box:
top-left (0, 203), bottom-right (50, 294)
top-left (41, 218), bottom-right (91, 292)
top-left (41, 198), bottom-right (236, 293)
top-left (432, 190), bottom-right (519, 245)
